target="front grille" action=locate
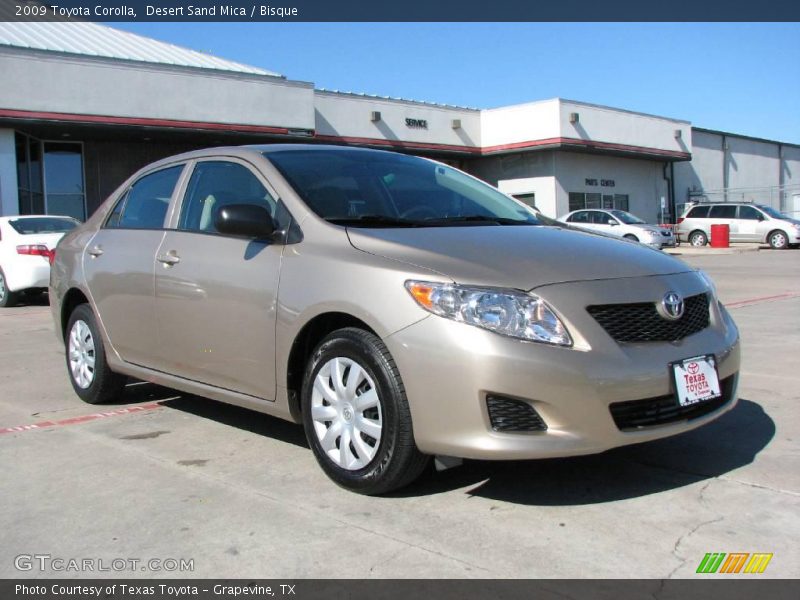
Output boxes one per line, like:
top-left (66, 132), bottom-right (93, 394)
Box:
top-left (587, 293), bottom-right (710, 343)
top-left (486, 395), bottom-right (547, 432)
top-left (661, 230), bottom-right (672, 237)
top-left (610, 375), bottom-right (735, 431)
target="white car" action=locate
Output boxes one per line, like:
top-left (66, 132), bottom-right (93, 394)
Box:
top-left (558, 209), bottom-right (676, 249)
top-left (0, 215), bottom-right (80, 307)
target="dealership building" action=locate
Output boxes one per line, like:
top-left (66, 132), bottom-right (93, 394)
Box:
top-left (1, 21), bottom-right (799, 223)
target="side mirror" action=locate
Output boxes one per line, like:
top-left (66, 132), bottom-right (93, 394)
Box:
top-left (608, 219), bottom-right (619, 226)
top-left (214, 204), bottom-right (275, 239)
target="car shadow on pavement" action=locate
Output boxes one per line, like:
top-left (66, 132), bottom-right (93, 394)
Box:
top-left (11, 291), bottom-right (50, 307)
top-left (395, 398), bottom-right (774, 504)
top-left (159, 394), bottom-right (309, 449)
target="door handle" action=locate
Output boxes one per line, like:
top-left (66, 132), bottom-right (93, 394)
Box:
top-left (88, 245), bottom-right (104, 258)
top-left (156, 252), bottom-right (181, 266)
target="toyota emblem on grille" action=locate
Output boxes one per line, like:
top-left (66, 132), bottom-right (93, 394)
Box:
top-left (657, 291), bottom-right (685, 321)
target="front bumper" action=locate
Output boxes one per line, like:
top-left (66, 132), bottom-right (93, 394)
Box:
top-left (385, 272), bottom-right (740, 460)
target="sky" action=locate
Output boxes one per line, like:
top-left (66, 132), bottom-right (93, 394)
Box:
top-left (114, 22), bottom-right (800, 144)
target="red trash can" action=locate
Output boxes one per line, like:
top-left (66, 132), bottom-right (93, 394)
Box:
top-left (710, 224), bottom-right (730, 248)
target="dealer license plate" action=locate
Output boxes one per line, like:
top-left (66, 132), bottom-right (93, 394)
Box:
top-left (672, 355), bottom-right (721, 407)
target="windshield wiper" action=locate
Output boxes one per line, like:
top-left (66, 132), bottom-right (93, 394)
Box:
top-left (327, 215), bottom-right (422, 228)
top-left (421, 215), bottom-right (537, 226)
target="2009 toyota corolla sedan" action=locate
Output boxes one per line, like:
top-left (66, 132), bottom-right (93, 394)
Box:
top-left (50, 145), bottom-right (740, 494)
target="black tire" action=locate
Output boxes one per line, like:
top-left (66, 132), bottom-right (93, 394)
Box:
top-left (689, 230), bottom-right (708, 247)
top-left (0, 267), bottom-right (19, 308)
top-left (768, 229), bottom-right (789, 250)
top-left (301, 327), bottom-right (429, 495)
top-left (65, 304), bottom-right (127, 404)
top-left (623, 234), bottom-right (639, 242)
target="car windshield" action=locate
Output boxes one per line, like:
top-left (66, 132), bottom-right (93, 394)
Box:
top-left (265, 149), bottom-right (540, 227)
top-left (609, 210), bottom-right (646, 225)
top-left (757, 205), bottom-right (789, 219)
top-left (8, 217), bottom-right (79, 235)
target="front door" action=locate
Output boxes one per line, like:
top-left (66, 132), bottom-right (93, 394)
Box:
top-left (154, 159), bottom-right (284, 400)
top-left (735, 205), bottom-right (764, 242)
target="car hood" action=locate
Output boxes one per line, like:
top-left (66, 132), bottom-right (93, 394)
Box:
top-left (347, 225), bottom-right (692, 290)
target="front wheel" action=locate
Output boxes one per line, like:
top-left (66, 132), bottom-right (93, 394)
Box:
top-left (301, 328), bottom-right (429, 495)
top-left (623, 234), bottom-right (639, 242)
top-left (768, 230), bottom-right (789, 250)
top-left (65, 304), bottom-right (127, 404)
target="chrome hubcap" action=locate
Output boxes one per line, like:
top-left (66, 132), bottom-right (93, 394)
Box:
top-left (772, 233), bottom-right (786, 248)
top-left (691, 235), bottom-right (704, 246)
top-left (0, 273), bottom-right (5, 301)
top-left (311, 357), bottom-right (383, 470)
top-left (68, 320), bottom-right (96, 389)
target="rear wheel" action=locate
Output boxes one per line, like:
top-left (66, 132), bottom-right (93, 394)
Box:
top-left (66, 304), bottom-right (127, 404)
top-left (301, 327), bottom-right (429, 495)
top-left (768, 230), bottom-right (789, 250)
top-left (0, 268), bottom-right (19, 308)
top-left (689, 230), bottom-right (708, 247)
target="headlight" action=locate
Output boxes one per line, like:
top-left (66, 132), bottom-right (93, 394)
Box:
top-left (405, 280), bottom-right (572, 346)
top-left (696, 269), bottom-right (718, 300)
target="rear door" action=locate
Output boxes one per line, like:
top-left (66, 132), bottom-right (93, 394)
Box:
top-left (708, 204), bottom-right (737, 241)
top-left (153, 158), bottom-right (286, 400)
top-left (83, 164), bottom-right (186, 367)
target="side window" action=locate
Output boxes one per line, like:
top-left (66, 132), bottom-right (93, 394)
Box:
top-left (687, 205), bottom-right (710, 218)
top-left (105, 192), bottom-right (127, 228)
top-left (591, 211), bottom-right (613, 225)
top-left (568, 211), bottom-right (589, 223)
top-left (709, 205), bottom-right (737, 219)
top-left (738, 205), bottom-right (761, 220)
top-left (179, 161), bottom-right (278, 234)
top-left (110, 166), bottom-right (183, 230)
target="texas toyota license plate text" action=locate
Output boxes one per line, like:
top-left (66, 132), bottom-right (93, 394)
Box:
top-left (673, 355), bottom-right (721, 406)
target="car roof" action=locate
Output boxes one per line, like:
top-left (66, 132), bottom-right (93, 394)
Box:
top-left (137, 143), bottom-right (416, 175)
top-left (0, 214), bottom-right (76, 222)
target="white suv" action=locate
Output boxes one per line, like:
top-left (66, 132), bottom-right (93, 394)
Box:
top-left (558, 209), bottom-right (676, 249)
top-left (676, 203), bottom-right (800, 249)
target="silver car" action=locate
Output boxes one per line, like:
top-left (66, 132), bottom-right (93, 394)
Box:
top-left (676, 202), bottom-right (800, 249)
top-left (50, 145), bottom-right (741, 494)
top-left (558, 209), bottom-right (676, 249)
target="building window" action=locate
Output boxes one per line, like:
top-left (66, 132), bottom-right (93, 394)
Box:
top-left (569, 192), bottom-right (629, 212)
top-left (613, 194), bottom-right (629, 212)
top-left (15, 133), bottom-right (44, 215)
top-left (15, 133), bottom-right (86, 220)
top-left (513, 193), bottom-right (536, 209)
top-left (43, 142), bottom-right (86, 221)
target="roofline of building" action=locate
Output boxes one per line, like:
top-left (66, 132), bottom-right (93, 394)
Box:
top-left (692, 126), bottom-right (800, 150)
top-left (0, 44), bottom-right (310, 85)
top-left (483, 97), bottom-right (693, 125)
top-left (314, 89), bottom-right (480, 112)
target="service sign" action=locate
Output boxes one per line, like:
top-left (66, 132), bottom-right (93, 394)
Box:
top-left (673, 355), bottom-right (721, 406)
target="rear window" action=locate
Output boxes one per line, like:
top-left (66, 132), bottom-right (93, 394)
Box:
top-left (686, 206), bottom-right (710, 218)
top-left (8, 217), bottom-right (79, 235)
